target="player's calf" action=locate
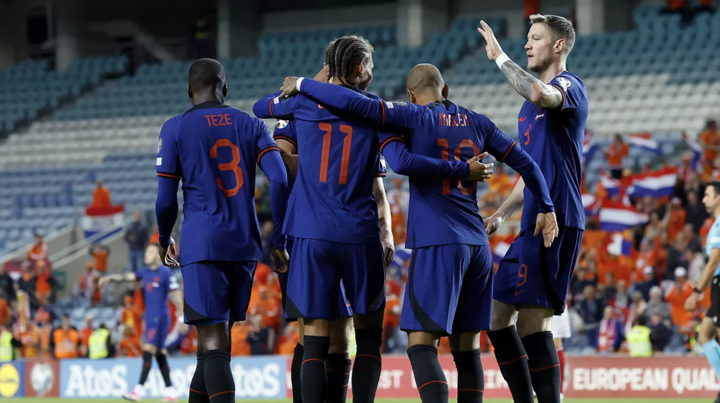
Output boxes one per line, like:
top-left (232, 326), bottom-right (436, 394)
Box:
top-left (407, 331), bottom-right (448, 403)
top-left (487, 326), bottom-right (533, 403)
top-left (301, 319), bottom-right (331, 403)
top-left (517, 307), bottom-right (560, 403)
top-left (326, 318), bottom-right (352, 403)
top-left (352, 313), bottom-right (384, 403)
top-left (198, 323), bottom-right (235, 403)
top-left (449, 332), bottom-right (484, 403)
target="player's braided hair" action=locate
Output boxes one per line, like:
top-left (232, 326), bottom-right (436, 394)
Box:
top-left (324, 35), bottom-right (374, 87)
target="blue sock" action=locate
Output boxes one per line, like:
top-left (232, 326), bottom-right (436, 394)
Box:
top-left (702, 339), bottom-right (720, 383)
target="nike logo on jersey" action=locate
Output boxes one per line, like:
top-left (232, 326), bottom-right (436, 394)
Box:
top-left (514, 290), bottom-right (527, 296)
top-left (519, 117), bottom-right (527, 122)
top-left (535, 114), bottom-right (545, 120)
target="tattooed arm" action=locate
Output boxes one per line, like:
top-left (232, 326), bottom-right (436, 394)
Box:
top-left (478, 20), bottom-right (563, 109)
top-left (499, 60), bottom-right (563, 109)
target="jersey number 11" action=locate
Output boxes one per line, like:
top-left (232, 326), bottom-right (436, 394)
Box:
top-left (319, 123), bottom-right (353, 185)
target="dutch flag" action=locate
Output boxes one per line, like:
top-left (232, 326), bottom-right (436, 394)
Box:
top-left (623, 167), bottom-right (678, 198)
top-left (599, 169), bottom-right (622, 197)
top-left (582, 193), bottom-right (601, 217)
top-left (392, 244), bottom-right (412, 269)
top-left (493, 242), bottom-right (511, 265)
top-left (683, 132), bottom-right (703, 171)
top-left (627, 132), bottom-right (660, 155)
top-left (599, 201), bottom-right (649, 232)
top-left (607, 233), bottom-right (633, 257)
top-left (583, 128), bottom-right (598, 164)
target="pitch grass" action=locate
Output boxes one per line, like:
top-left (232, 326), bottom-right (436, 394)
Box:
top-left (0, 399), bottom-right (709, 403)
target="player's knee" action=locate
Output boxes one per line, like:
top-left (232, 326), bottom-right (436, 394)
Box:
top-left (142, 344), bottom-right (158, 356)
top-left (553, 338), bottom-right (564, 349)
top-left (353, 312), bottom-right (384, 330)
top-left (516, 309), bottom-right (553, 339)
top-left (328, 318), bottom-right (351, 354)
top-left (491, 301), bottom-right (517, 331)
top-left (449, 332), bottom-right (479, 352)
top-left (198, 323), bottom-right (230, 351)
top-left (407, 331), bottom-right (439, 348)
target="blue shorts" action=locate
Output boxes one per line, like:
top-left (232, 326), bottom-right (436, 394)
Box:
top-left (285, 238), bottom-right (385, 320)
top-left (493, 227), bottom-right (583, 315)
top-left (400, 244), bottom-right (493, 335)
top-left (144, 315), bottom-right (170, 348)
top-left (182, 260), bottom-right (257, 325)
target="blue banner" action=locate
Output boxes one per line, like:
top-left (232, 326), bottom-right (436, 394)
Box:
top-left (0, 361), bottom-right (24, 398)
top-left (60, 356), bottom-right (286, 399)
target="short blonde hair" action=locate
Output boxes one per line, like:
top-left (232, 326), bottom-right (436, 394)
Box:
top-left (529, 14), bottom-right (576, 54)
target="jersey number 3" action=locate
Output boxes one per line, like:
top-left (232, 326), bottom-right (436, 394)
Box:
top-left (319, 123), bottom-right (353, 185)
top-left (210, 139), bottom-right (243, 197)
top-left (437, 139), bottom-right (480, 195)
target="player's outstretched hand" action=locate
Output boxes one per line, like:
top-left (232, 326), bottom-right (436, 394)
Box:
top-left (381, 227), bottom-right (395, 268)
top-left (484, 214), bottom-right (503, 236)
top-left (685, 292), bottom-right (699, 312)
top-left (313, 65), bottom-right (330, 83)
top-left (466, 152), bottom-right (493, 182)
top-left (271, 248), bottom-right (290, 273)
top-left (280, 77), bottom-right (301, 98)
top-left (477, 20), bottom-right (505, 62)
top-left (534, 212), bottom-right (559, 248)
top-left (160, 238), bottom-right (180, 267)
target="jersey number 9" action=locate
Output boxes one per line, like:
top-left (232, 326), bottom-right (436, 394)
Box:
top-left (437, 138), bottom-right (480, 195)
top-left (319, 123), bottom-right (353, 185)
top-left (210, 139), bottom-right (244, 197)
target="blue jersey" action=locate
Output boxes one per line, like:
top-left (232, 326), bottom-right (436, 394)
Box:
top-left (273, 119), bottom-right (388, 191)
top-left (706, 217), bottom-right (720, 276)
top-left (517, 71), bottom-right (588, 231)
top-left (136, 265), bottom-right (178, 318)
top-left (255, 91), bottom-right (390, 244)
top-left (156, 101), bottom-right (281, 264)
top-left (289, 79), bottom-right (555, 249)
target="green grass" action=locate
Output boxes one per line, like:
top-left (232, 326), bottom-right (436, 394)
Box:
top-left (0, 399), bottom-right (709, 403)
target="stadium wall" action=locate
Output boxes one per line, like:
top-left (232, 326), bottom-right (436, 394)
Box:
top-left (261, 3), bottom-right (397, 31)
top-left (0, 356), bottom-right (716, 399)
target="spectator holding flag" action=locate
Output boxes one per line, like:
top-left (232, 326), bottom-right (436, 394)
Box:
top-left (606, 134), bottom-right (629, 180)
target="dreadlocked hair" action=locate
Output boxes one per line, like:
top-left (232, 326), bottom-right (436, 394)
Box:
top-left (324, 35), bottom-right (373, 87)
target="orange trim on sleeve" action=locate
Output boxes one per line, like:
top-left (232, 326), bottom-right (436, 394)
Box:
top-left (157, 172), bottom-right (180, 179)
top-left (268, 99), bottom-right (275, 118)
top-left (374, 173), bottom-right (387, 178)
top-left (273, 135), bottom-right (297, 147)
top-left (550, 83), bottom-right (567, 110)
top-left (379, 136), bottom-right (403, 153)
top-left (257, 146), bottom-right (280, 163)
top-left (380, 101), bottom-right (387, 128)
top-left (499, 142), bottom-right (516, 162)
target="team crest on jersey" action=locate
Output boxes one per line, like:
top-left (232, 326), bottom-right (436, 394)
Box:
top-left (157, 137), bottom-right (163, 153)
top-left (276, 120), bottom-right (289, 129)
top-left (556, 77), bottom-right (572, 91)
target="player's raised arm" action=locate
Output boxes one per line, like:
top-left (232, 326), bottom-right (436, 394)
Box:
top-left (280, 77), bottom-right (423, 130)
top-left (478, 20), bottom-right (563, 109)
top-left (253, 91), bottom-right (299, 120)
top-left (255, 120), bottom-right (290, 272)
top-left (379, 133), bottom-right (492, 181)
